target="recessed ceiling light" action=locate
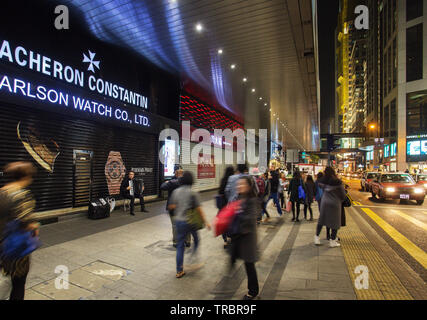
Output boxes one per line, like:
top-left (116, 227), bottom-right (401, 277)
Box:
top-left (252, 88), bottom-right (255, 92)
top-left (269, 109), bottom-right (271, 111)
top-left (230, 64), bottom-right (236, 69)
top-left (218, 49), bottom-right (223, 54)
top-left (195, 23), bottom-right (203, 32)
top-left (243, 77), bottom-right (247, 82)
top-left (264, 103), bottom-right (267, 106)
top-left (259, 97), bottom-right (262, 100)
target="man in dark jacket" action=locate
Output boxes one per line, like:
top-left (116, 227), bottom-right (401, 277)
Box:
top-left (160, 168), bottom-right (190, 247)
top-left (120, 171), bottom-right (147, 216)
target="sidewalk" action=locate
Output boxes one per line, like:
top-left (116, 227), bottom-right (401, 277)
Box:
top-left (24, 194), bottom-right (358, 300)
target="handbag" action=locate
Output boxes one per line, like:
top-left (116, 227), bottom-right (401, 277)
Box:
top-left (298, 180), bottom-right (306, 201)
top-left (1, 220), bottom-right (41, 261)
top-left (286, 199), bottom-right (292, 212)
top-left (186, 195), bottom-right (204, 230)
top-left (213, 200), bottom-right (241, 237)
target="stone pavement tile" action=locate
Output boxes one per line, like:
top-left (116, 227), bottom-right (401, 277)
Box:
top-left (81, 261), bottom-right (128, 281)
top-left (277, 278), bottom-right (307, 291)
top-left (319, 272), bottom-right (353, 283)
top-left (68, 269), bottom-right (115, 292)
top-left (318, 290), bottom-right (357, 300)
top-left (85, 287), bottom-right (135, 300)
top-left (25, 289), bottom-right (53, 300)
top-left (112, 280), bottom-right (159, 299)
top-left (117, 272), bottom-right (165, 291)
top-left (275, 289), bottom-right (319, 300)
top-left (306, 279), bottom-right (355, 294)
top-left (318, 244), bottom-right (345, 256)
top-left (31, 279), bottom-right (92, 300)
top-left (25, 275), bottom-right (47, 289)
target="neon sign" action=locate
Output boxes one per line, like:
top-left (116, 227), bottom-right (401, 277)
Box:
top-left (0, 39), bottom-right (148, 109)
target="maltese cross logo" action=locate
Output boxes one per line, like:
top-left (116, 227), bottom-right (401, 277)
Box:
top-left (82, 50), bottom-right (100, 73)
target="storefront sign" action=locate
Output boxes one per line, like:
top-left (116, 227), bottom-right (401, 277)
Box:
top-left (197, 153), bottom-right (215, 179)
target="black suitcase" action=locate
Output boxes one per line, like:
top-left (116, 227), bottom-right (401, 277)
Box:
top-left (88, 198), bottom-right (111, 219)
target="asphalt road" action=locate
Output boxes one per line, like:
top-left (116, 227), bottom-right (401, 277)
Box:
top-left (343, 177), bottom-right (427, 283)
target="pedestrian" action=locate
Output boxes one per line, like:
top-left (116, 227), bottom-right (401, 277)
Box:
top-left (229, 176), bottom-right (259, 300)
top-left (120, 171), bottom-right (146, 215)
top-left (314, 172), bottom-right (324, 211)
top-left (168, 171), bottom-right (211, 278)
top-left (253, 170), bottom-right (265, 224)
top-left (0, 162), bottom-right (40, 300)
top-left (303, 175), bottom-right (316, 221)
top-left (314, 167), bottom-right (347, 247)
top-left (134, 175), bottom-right (148, 213)
top-left (261, 172), bottom-right (271, 222)
top-left (160, 168), bottom-right (190, 248)
top-left (279, 173), bottom-right (287, 210)
top-left (218, 166), bottom-right (235, 248)
top-left (225, 163), bottom-right (258, 203)
top-left (267, 169), bottom-right (283, 216)
top-left (288, 171), bottom-right (304, 222)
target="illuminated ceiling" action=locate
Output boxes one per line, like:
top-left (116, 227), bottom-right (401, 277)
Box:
top-left (57, 0), bottom-right (319, 150)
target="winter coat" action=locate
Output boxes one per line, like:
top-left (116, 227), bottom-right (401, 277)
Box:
top-left (270, 171), bottom-right (280, 193)
top-left (230, 197), bottom-right (259, 263)
top-left (263, 179), bottom-right (271, 202)
top-left (318, 176), bottom-right (347, 230)
top-left (304, 181), bottom-right (316, 204)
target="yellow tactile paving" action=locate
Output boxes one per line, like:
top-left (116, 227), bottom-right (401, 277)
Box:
top-left (339, 208), bottom-right (414, 300)
top-left (389, 209), bottom-right (427, 231)
top-left (361, 208), bottom-right (427, 269)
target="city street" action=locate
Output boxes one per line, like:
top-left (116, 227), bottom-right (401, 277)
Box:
top-left (343, 178), bottom-right (427, 294)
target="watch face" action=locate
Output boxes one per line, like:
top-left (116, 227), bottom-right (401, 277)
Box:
top-left (105, 151), bottom-right (126, 195)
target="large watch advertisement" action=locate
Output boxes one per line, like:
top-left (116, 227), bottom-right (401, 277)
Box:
top-left (104, 151), bottom-right (126, 195)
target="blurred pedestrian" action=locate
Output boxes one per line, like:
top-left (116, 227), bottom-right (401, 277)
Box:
top-left (288, 171), bottom-right (304, 222)
top-left (168, 171), bottom-right (211, 278)
top-left (261, 172), bottom-right (271, 222)
top-left (279, 173), bottom-right (287, 210)
top-left (217, 166), bottom-right (235, 248)
top-left (160, 168), bottom-right (190, 248)
top-left (225, 163), bottom-right (258, 203)
top-left (229, 176), bottom-right (259, 300)
top-left (0, 162), bottom-right (40, 300)
top-left (314, 167), bottom-right (346, 247)
top-left (314, 172), bottom-right (324, 211)
top-left (267, 169), bottom-right (282, 216)
top-left (303, 175), bottom-right (316, 221)
top-left (253, 170), bottom-right (265, 224)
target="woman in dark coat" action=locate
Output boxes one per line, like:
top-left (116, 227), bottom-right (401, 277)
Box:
top-left (314, 167), bottom-right (346, 248)
top-left (287, 171), bottom-right (303, 222)
top-left (303, 175), bottom-right (316, 221)
top-left (229, 176), bottom-right (259, 300)
top-left (218, 166), bottom-right (235, 247)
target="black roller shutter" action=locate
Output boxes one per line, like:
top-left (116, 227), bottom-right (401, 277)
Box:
top-left (0, 102), bottom-right (158, 212)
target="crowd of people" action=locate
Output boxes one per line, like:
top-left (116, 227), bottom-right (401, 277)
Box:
top-left (0, 160), bottom-right (350, 301)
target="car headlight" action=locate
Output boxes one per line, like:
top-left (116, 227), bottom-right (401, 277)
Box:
top-left (385, 187), bottom-right (395, 193)
top-left (414, 188), bottom-right (424, 194)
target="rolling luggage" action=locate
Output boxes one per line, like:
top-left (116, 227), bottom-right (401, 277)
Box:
top-left (88, 198), bottom-right (111, 219)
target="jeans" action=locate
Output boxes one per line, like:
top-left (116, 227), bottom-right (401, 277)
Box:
top-left (244, 262), bottom-right (259, 297)
top-left (10, 272), bottom-right (28, 300)
top-left (279, 192), bottom-right (285, 208)
top-left (261, 200), bottom-right (270, 218)
top-left (316, 224), bottom-right (337, 240)
top-left (169, 214), bottom-right (191, 245)
top-left (125, 195), bottom-right (145, 213)
top-left (268, 193), bottom-right (282, 215)
top-left (176, 220), bottom-right (199, 273)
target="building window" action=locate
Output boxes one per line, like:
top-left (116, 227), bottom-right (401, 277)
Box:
top-left (407, 91), bottom-right (427, 135)
top-left (393, 38), bottom-right (397, 88)
top-left (407, 0), bottom-right (423, 21)
top-left (406, 24), bottom-right (423, 82)
top-left (385, 104), bottom-right (390, 137)
top-left (390, 99), bottom-right (396, 138)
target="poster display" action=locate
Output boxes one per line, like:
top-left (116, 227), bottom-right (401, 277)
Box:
top-left (197, 153), bottom-right (215, 179)
top-left (164, 139), bottom-right (176, 177)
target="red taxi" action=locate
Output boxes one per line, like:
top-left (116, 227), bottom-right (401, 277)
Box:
top-left (361, 172), bottom-right (380, 192)
top-left (370, 173), bottom-right (425, 205)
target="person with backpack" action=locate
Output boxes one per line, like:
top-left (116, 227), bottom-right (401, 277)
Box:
top-left (168, 171), bottom-right (211, 278)
top-left (303, 175), bottom-right (316, 221)
top-left (0, 162), bottom-right (40, 300)
top-left (287, 170), bottom-right (305, 222)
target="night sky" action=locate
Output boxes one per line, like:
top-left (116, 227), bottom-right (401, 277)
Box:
top-left (317, 0), bottom-right (340, 134)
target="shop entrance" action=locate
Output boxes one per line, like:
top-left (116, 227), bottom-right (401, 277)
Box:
top-left (73, 150), bottom-right (93, 207)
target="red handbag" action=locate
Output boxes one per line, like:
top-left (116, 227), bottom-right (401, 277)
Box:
top-left (213, 200), bottom-right (242, 237)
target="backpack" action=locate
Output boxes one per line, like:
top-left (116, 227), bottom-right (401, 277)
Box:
top-left (298, 180), bottom-right (306, 200)
top-left (255, 177), bottom-right (265, 197)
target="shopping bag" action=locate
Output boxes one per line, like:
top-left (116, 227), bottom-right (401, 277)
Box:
top-left (213, 200), bottom-right (242, 237)
top-left (286, 200), bottom-right (292, 213)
